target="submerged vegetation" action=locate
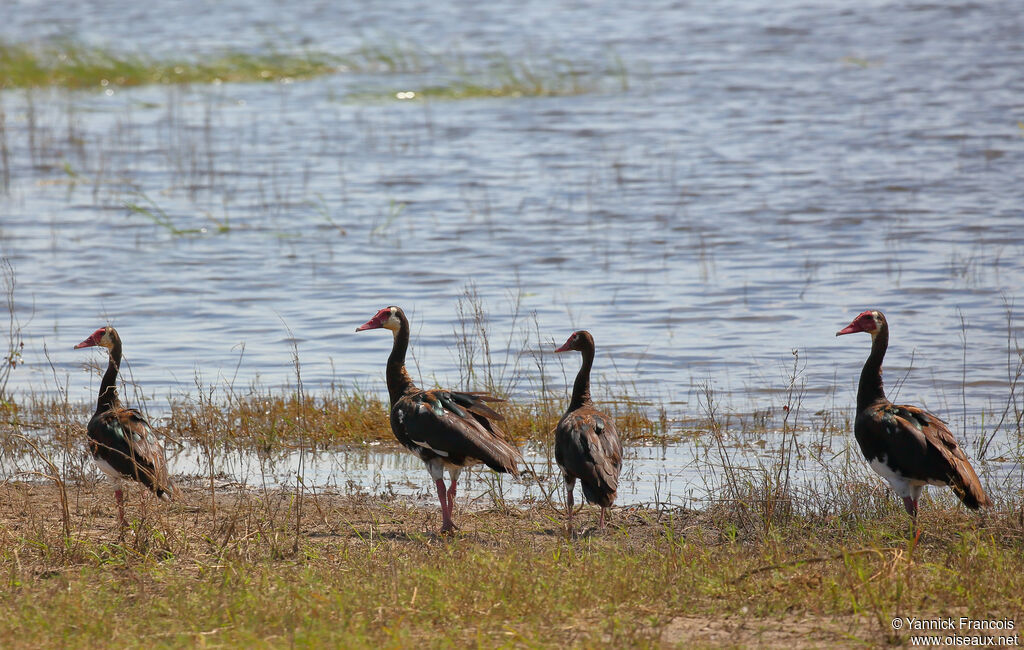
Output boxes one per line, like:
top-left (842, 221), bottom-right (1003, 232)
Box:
top-left (3, 384), bottom-right (667, 456)
top-left (355, 56), bottom-right (628, 101)
top-left (0, 39), bottom-right (339, 89)
top-left (0, 38), bottom-right (628, 99)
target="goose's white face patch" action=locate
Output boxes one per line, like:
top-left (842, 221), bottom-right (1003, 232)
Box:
top-left (383, 309), bottom-right (401, 332)
top-left (868, 311), bottom-right (883, 336)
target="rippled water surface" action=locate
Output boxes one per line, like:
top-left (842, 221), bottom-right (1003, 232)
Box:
top-left (2, 1), bottom-right (1023, 495)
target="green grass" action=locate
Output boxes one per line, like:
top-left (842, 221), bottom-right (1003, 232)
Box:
top-left (1, 483), bottom-right (1021, 648)
top-left (0, 39), bottom-right (630, 100)
top-left (0, 39), bottom-right (339, 89)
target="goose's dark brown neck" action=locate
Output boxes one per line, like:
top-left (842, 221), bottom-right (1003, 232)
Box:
top-left (857, 324), bottom-right (889, 412)
top-left (385, 316), bottom-right (415, 405)
top-left (97, 341), bottom-right (122, 412)
top-left (568, 343), bottom-right (594, 411)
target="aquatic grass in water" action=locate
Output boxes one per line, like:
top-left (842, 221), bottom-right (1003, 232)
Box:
top-left (342, 41), bottom-right (428, 74)
top-left (122, 192), bottom-right (231, 236)
top-left (0, 259), bottom-right (25, 406)
top-left (0, 39), bottom-right (629, 99)
top-left (353, 54), bottom-right (628, 101)
top-left (0, 39), bottom-right (339, 89)
top-left (152, 388), bottom-right (665, 450)
top-left (0, 386), bottom-right (667, 462)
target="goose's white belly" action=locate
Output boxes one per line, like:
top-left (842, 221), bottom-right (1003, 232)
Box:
top-left (869, 456), bottom-right (946, 498)
top-left (93, 457), bottom-right (125, 480)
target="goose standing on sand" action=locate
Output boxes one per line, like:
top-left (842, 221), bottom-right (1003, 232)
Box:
top-left (75, 327), bottom-right (174, 525)
top-left (554, 330), bottom-right (623, 534)
top-left (836, 310), bottom-right (990, 532)
top-left (356, 306), bottom-right (521, 534)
